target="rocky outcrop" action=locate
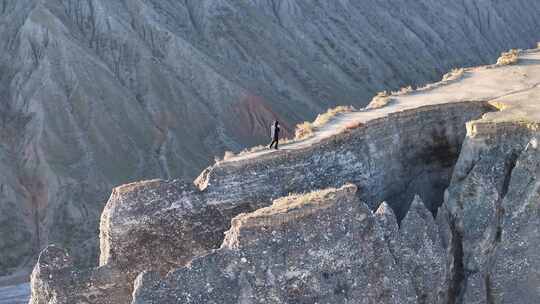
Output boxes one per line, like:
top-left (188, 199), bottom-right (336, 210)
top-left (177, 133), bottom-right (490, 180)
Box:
top-left (440, 119), bottom-right (540, 303)
top-left (30, 185), bottom-right (452, 303)
top-left (44, 98), bottom-right (484, 301)
top-left (490, 136), bottom-right (540, 303)
top-left (90, 100), bottom-right (490, 302)
top-left (131, 185), bottom-right (415, 303)
top-left (29, 245), bottom-right (131, 304)
top-left (130, 185), bottom-right (454, 304)
top-left (375, 197), bottom-right (450, 304)
top-left (2, 0), bottom-right (540, 275)
top-left (28, 48), bottom-right (540, 303)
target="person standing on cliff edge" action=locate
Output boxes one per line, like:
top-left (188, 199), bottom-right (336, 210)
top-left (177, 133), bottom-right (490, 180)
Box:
top-left (269, 120), bottom-right (280, 150)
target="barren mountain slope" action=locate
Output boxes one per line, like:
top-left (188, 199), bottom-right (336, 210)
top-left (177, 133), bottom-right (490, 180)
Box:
top-left (2, 0), bottom-right (540, 276)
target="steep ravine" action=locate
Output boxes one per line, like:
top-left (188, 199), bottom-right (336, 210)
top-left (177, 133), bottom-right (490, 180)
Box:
top-left (2, 0), bottom-right (540, 276)
top-left (29, 101), bottom-right (499, 303)
top-left (28, 48), bottom-right (540, 303)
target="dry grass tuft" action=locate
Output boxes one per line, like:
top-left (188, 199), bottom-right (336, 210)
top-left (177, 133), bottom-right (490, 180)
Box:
top-left (294, 121), bottom-right (315, 140)
top-left (442, 68), bottom-right (465, 82)
top-left (488, 101), bottom-right (508, 111)
top-left (312, 105), bottom-right (355, 126)
top-left (497, 49), bottom-right (520, 66)
top-left (391, 86), bottom-right (414, 95)
top-left (294, 105), bottom-right (355, 140)
top-left (275, 187), bottom-right (337, 210)
top-left (223, 150), bottom-right (236, 160)
top-left (367, 91), bottom-right (392, 109)
top-left (367, 86), bottom-right (415, 110)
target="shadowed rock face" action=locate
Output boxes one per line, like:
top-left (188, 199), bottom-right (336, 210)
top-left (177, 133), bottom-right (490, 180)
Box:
top-left (1, 0), bottom-right (540, 275)
top-left (440, 123), bottom-right (540, 303)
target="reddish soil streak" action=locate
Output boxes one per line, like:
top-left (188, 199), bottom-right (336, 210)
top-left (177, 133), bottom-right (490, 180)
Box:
top-left (227, 94), bottom-right (292, 142)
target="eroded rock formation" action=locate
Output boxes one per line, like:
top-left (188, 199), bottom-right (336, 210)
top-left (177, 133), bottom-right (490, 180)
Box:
top-left (28, 50), bottom-right (540, 304)
top-left (60, 98), bottom-right (487, 302)
top-left (33, 186), bottom-right (451, 304)
top-left (2, 0), bottom-right (540, 275)
top-left (30, 246), bottom-right (130, 304)
top-left (28, 37), bottom-right (540, 304)
top-left (132, 185), bottom-right (414, 303)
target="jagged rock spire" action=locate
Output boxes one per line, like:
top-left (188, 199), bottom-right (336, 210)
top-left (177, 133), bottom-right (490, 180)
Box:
top-left (400, 195), bottom-right (449, 304)
top-left (375, 201), bottom-right (400, 257)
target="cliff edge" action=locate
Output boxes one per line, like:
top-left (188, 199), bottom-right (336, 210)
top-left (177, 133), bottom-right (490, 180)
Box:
top-left (31, 48), bottom-right (540, 303)
top-left (2, 0), bottom-right (540, 275)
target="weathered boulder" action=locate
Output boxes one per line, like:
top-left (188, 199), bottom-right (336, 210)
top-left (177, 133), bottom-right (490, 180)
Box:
top-left (29, 245), bottom-right (131, 304)
top-left (99, 179), bottom-right (227, 277)
top-left (132, 184), bottom-right (415, 304)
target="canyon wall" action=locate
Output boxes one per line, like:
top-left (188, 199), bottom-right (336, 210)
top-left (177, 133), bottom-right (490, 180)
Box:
top-left (2, 0), bottom-right (540, 275)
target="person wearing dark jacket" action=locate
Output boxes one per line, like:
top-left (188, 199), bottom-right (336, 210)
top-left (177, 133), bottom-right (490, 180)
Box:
top-left (269, 121), bottom-right (280, 149)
